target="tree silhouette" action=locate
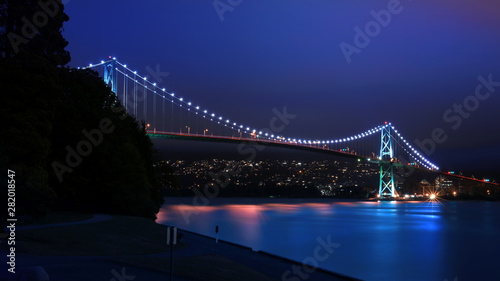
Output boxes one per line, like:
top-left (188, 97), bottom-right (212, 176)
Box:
top-left (1, 1), bottom-right (163, 219)
top-left (0, 0), bottom-right (70, 65)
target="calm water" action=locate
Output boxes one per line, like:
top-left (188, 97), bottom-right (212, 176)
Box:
top-left (156, 198), bottom-right (500, 281)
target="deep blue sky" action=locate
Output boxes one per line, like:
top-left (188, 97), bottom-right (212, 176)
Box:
top-left (63, 0), bottom-right (500, 173)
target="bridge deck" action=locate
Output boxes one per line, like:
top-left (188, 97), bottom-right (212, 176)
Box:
top-left (148, 131), bottom-right (498, 186)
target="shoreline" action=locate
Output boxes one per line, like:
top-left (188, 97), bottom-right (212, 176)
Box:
top-left (161, 195), bottom-right (498, 206)
top-left (3, 212), bottom-right (359, 281)
top-left (176, 227), bottom-right (361, 281)
top-left (163, 196), bottom-right (370, 206)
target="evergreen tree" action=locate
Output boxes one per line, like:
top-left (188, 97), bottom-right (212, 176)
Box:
top-left (0, 49), bottom-right (60, 217)
top-left (1, 0), bottom-right (163, 218)
top-left (0, 0), bottom-right (70, 217)
top-left (0, 0), bottom-right (70, 65)
top-left (49, 68), bottom-right (163, 218)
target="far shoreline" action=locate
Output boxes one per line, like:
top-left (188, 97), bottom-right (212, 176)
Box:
top-left (161, 196), bottom-right (499, 206)
top-left (162, 196), bottom-right (368, 206)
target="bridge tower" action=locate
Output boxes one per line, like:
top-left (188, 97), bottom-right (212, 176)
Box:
top-left (379, 123), bottom-right (396, 198)
top-left (104, 59), bottom-right (117, 94)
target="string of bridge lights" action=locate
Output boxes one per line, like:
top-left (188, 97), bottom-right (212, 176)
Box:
top-left (83, 58), bottom-right (384, 144)
top-left (83, 58), bottom-right (438, 171)
top-left (391, 125), bottom-right (439, 170)
top-left (84, 58), bottom-right (280, 138)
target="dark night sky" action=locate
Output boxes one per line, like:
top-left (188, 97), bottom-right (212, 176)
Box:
top-left (63, 0), bottom-right (500, 173)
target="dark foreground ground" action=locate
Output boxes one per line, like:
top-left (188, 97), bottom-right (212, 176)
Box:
top-left (0, 213), bottom-right (358, 281)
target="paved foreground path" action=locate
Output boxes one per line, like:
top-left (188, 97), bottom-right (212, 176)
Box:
top-left (17, 214), bottom-right (113, 230)
top-left (1, 215), bottom-right (359, 281)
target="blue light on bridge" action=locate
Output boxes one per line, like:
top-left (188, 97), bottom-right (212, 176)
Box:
top-left (89, 58), bottom-right (444, 174)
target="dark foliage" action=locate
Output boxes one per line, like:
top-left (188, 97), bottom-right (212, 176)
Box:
top-left (0, 0), bottom-right (71, 65)
top-left (48, 69), bottom-right (163, 218)
top-left (0, 0), bottom-right (163, 219)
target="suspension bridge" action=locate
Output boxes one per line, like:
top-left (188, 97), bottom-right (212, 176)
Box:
top-left (82, 57), bottom-right (497, 198)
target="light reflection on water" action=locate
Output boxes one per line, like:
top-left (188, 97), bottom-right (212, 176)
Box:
top-left (156, 198), bottom-right (500, 281)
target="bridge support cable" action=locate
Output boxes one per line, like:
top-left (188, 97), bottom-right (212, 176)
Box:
top-left (133, 72), bottom-right (137, 117)
top-left (391, 125), bottom-right (439, 170)
top-left (171, 97), bottom-right (174, 132)
top-left (123, 70), bottom-right (127, 111)
top-left (85, 58), bottom-right (443, 175)
top-left (143, 80), bottom-right (147, 123)
top-left (153, 88), bottom-right (156, 130)
top-left (162, 94), bottom-right (166, 132)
